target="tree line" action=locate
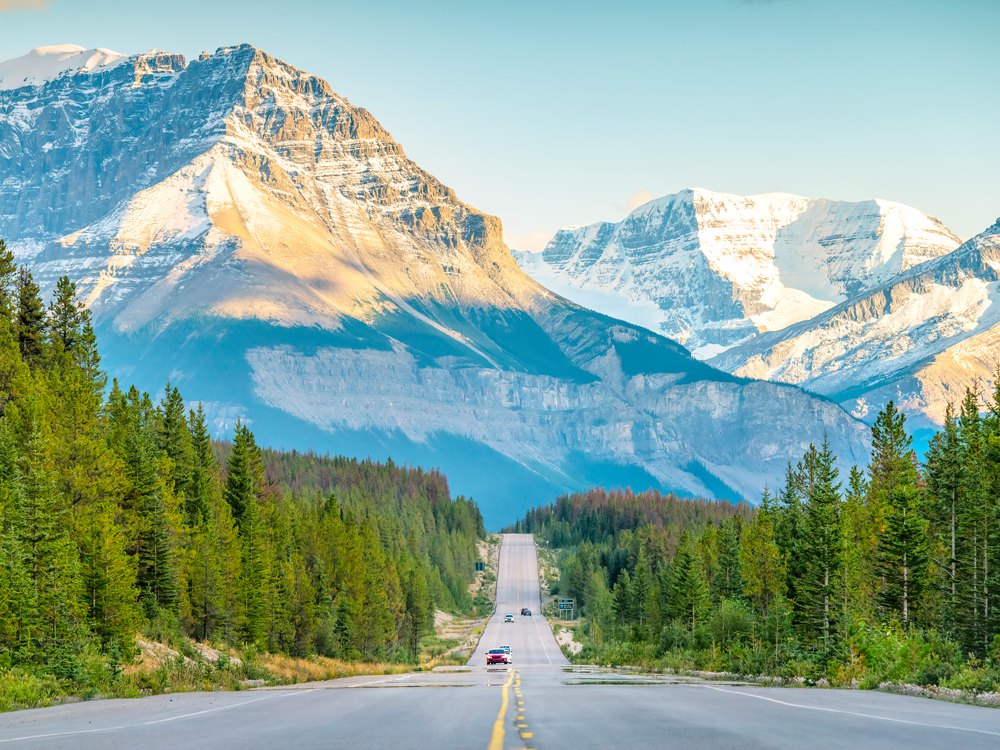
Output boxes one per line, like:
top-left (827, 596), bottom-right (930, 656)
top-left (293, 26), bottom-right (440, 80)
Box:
top-left (0, 240), bottom-right (486, 678)
top-left (520, 390), bottom-right (1000, 687)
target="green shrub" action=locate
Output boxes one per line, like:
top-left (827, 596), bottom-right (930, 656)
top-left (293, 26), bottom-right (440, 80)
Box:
top-left (0, 669), bottom-right (64, 712)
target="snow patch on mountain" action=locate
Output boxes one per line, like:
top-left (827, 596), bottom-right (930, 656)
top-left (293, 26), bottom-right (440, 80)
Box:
top-left (0, 44), bottom-right (126, 90)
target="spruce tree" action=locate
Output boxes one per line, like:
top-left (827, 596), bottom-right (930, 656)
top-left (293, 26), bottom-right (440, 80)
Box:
top-left (224, 423), bottom-right (265, 530)
top-left (740, 488), bottom-right (786, 617)
top-left (239, 494), bottom-right (269, 647)
top-left (47, 276), bottom-right (85, 354)
top-left (156, 383), bottom-right (193, 508)
top-left (925, 404), bottom-right (963, 634)
top-left (871, 401), bottom-right (930, 628)
top-left (986, 371), bottom-right (1000, 639)
top-left (839, 466), bottom-right (875, 626)
top-left (20, 419), bottom-right (85, 659)
top-left (629, 551), bottom-right (652, 628)
top-left (0, 428), bottom-right (30, 661)
top-left (713, 516), bottom-right (744, 601)
top-left (800, 436), bottom-right (842, 650)
top-left (956, 387), bottom-right (991, 651)
top-left (14, 266), bottom-right (45, 366)
top-left (186, 404), bottom-right (214, 523)
top-left (612, 569), bottom-right (632, 627)
top-left (79, 502), bottom-right (140, 648)
top-left (669, 533), bottom-right (708, 632)
top-left (774, 461), bottom-right (806, 619)
top-left (0, 240), bottom-right (17, 320)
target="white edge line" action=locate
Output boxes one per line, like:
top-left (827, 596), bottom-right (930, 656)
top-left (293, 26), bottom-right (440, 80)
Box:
top-left (0, 690), bottom-right (314, 745)
top-left (699, 685), bottom-right (1000, 738)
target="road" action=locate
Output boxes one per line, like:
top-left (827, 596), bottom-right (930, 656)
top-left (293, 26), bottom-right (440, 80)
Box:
top-left (2, 533), bottom-right (1000, 749)
top-left (469, 532), bottom-right (568, 667)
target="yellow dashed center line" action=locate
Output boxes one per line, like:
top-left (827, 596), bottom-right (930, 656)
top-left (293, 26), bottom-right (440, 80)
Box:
top-left (487, 670), bottom-right (514, 750)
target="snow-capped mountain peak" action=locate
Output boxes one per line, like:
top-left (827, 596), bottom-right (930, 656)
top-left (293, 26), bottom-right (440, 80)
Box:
top-left (515, 188), bottom-right (961, 355)
top-left (0, 44), bottom-right (127, 90)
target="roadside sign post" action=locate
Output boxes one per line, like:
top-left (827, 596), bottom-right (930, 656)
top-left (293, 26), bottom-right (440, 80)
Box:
top-left (558, 598), bottom-right (575, 621)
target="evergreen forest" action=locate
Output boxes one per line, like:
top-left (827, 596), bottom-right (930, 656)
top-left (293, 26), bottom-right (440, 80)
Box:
top-left (514, 393), bottom-right (1000, 693)
top-left (0, 240), bottom-right (486, 703)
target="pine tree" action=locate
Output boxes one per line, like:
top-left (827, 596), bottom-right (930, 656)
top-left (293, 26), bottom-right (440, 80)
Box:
top-left (156, 383), bottom-right (193, 507)
top-left (925, 403), bottom-right (963, 634)
top-left (47, 276), bottom-right (85, 354)
top-left (800, 436), bottom-right (842, 650)
top-left (0, 241), bottom-right (17, 320)
top-left (629, 551), bottom-right (652, 627)
top-left (698, 521), bottom-right (719, 586)
top-left (713, 516), bottom-right (744, 601)
top-left (612, 569), bottom-right (632, 627)
top-left (871, 401), bottom-right (930, 628)
top-left (0, 429), bottom-right (31, 660)
top-left (986, 370), bottom-right (1000, 640)
top-left (740, 488), bottom-right (786, 617)
top-left (839, 466), bottom-right (875, 627)
top-left (956, 387), bottom-right (991, 651)
top-left (46, 277), bottom-right (123, 525)
top-left (239, 494), bottom-right (269, 647)
top-left (14, 266), bottom-right (45, 366)
top-left (224, 423), bottom-right (264, 530)
top-left (774, 461), bottom-right (806, 619)
top-left (135, 466), bottom-right (178, 614)
top-left (668, 533), bottom-right (708, 632)
top-left (111, 398), bottom-right (180, 615)
top-left (20, 419), bottom-right (85, 659)
top-left (186, 404), bottom-right (214, 524)
top-left (79, 502), bottom-right (140, 648)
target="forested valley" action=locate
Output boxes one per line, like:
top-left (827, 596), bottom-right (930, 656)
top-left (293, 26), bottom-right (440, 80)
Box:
top-left (0, 241), bottom-right (486, 708)
top-left (514, 391), bottom-right (1000, 696)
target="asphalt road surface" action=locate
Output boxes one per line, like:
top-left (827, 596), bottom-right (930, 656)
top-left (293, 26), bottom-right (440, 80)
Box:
top-left (2, 534), bottom-right (1000, 749)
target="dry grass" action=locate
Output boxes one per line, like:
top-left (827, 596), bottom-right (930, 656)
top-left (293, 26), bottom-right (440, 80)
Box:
top-left (257, 653), bottom-right (410, 683)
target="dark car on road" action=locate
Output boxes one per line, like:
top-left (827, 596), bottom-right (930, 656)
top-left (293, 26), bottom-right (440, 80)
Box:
top-left (520, 608), bottom-right (531, 616)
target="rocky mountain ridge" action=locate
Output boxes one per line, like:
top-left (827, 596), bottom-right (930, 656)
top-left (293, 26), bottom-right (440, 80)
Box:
top-left (514, 188), bottom-right (960, 357)
top-left (709, 219), bottom-right (1000, 434)
top-left (0, 44), bottom-right (872, 524)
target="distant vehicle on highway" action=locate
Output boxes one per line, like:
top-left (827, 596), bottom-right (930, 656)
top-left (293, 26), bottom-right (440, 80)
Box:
top-left (503, 613), bottom-right (513, 622)
top-left (520, 608), bottom-right (531, 616)
top-left (500, 645), bottom-right (511, 654)
top-left (486, 648), bottom-right (509, 664)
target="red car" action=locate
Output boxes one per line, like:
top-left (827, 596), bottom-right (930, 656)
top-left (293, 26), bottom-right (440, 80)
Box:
top-left (486, 648), bottom-right (509, 665)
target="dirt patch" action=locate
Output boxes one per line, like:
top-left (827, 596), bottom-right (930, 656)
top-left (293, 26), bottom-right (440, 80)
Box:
top-left (553, 625), bottom-right (583, 655)
top-left (129, 637), bottom-right (194, 672)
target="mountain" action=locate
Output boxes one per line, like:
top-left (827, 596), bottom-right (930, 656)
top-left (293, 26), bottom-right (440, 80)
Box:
top-left (708, 220), bottom-right (1000, 436)
top-left (514, 188), bottom-right (961, 358)
top-left (0, 44), bottom-right (872, 526)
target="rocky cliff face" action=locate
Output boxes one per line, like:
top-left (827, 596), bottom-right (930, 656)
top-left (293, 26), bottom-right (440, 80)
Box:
top-left (0, 44), bottom-right (872, 524)
top-left (515, 189), bottom-right (960, 356)
top-left (708, 220), bottom-right (1000, 434)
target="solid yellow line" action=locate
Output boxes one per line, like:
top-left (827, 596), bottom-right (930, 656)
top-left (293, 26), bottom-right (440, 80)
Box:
top-left (488, 670), bottom-right (515, 750)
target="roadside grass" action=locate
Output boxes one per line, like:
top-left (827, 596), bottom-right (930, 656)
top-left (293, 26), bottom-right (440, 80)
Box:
top-left (419, 634), bottom-right (460, 662)
top-left (259, 654), bottom-right (410, 683)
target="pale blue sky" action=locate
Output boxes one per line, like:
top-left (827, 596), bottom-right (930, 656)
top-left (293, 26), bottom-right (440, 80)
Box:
top-left (2, 0), bottom-right (998, 247)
